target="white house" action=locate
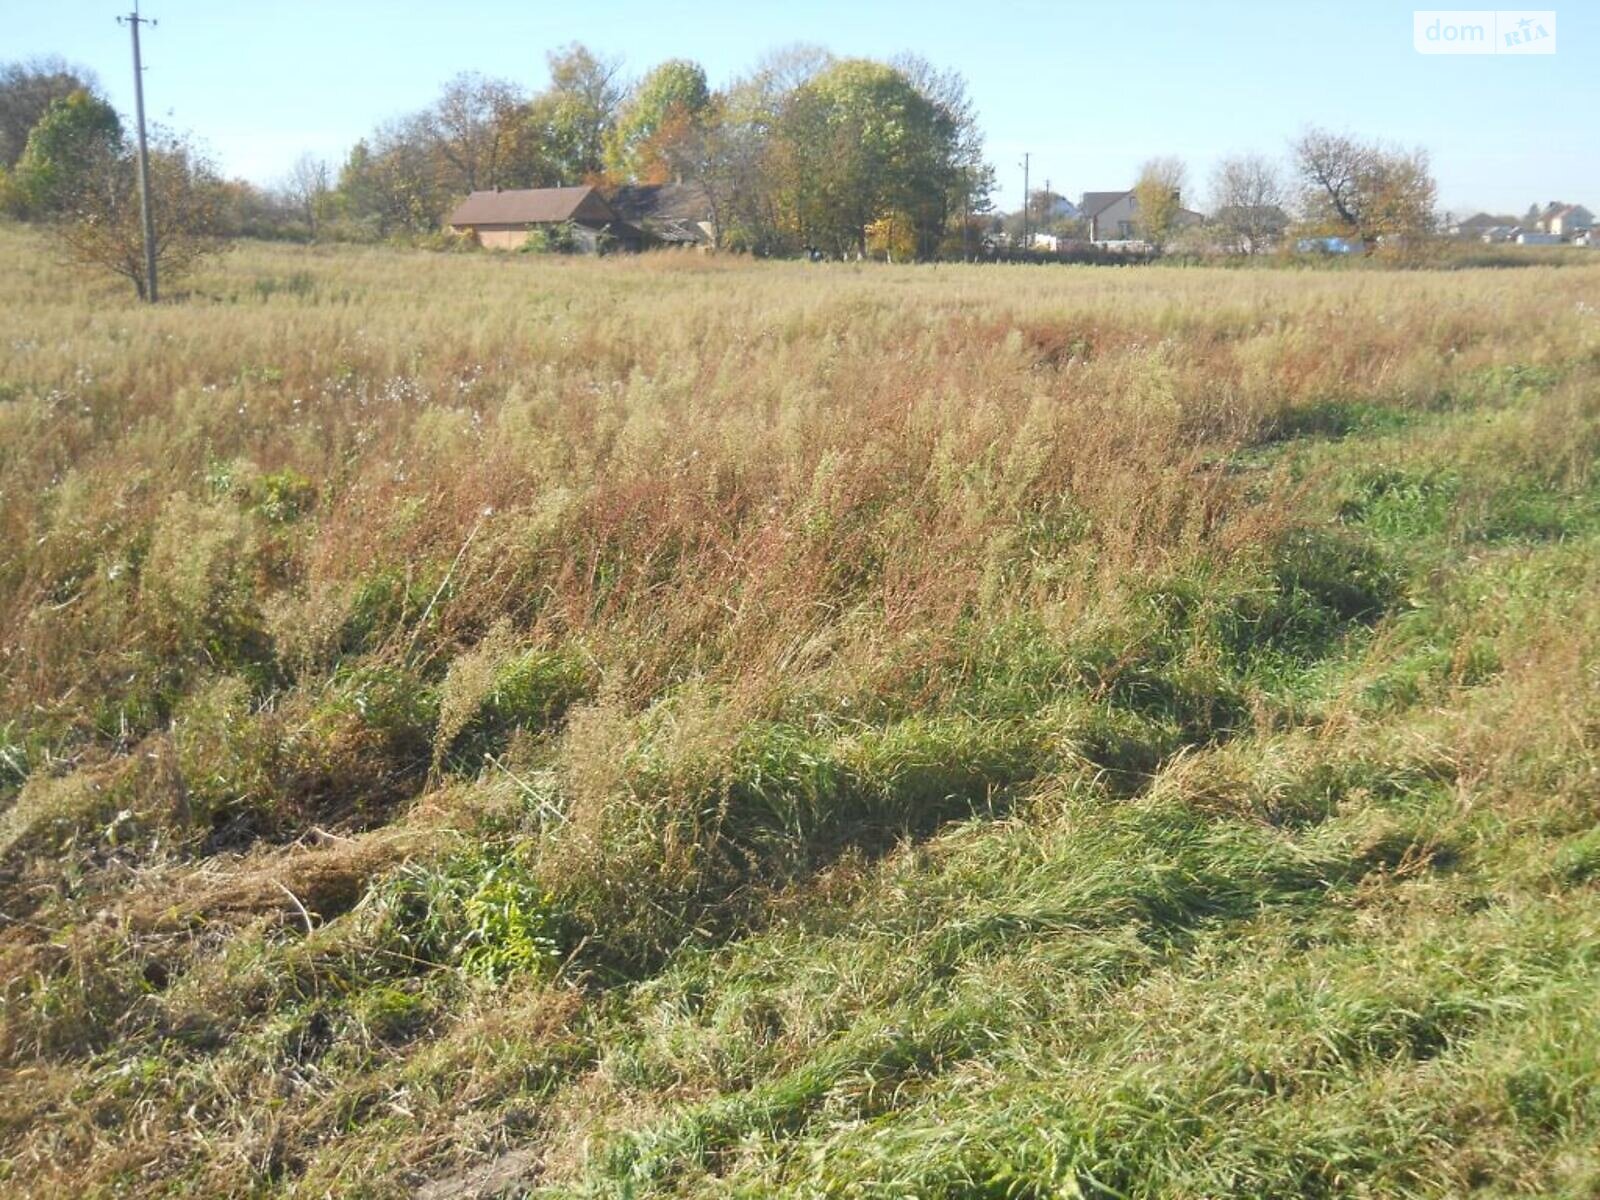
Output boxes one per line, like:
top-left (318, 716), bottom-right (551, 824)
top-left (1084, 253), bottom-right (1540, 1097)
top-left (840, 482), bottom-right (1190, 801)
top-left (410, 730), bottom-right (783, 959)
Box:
top-left (1081, 189), bottom-right (1202, 243)
top-left (1081, 191), bottom-right (1138, 242)
top-left (1541, 204), bottom-right (1594, 239)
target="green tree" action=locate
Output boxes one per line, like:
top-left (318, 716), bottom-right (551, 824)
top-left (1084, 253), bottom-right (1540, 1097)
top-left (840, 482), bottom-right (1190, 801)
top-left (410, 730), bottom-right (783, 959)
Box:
top-left (527, 44), bottom-right (625, 185)
top-left (0, 57), bottom-right (99, 169)
top-left (331, 119), bottom-right (448, 237)
top-left (3, 89), bottom-right (121, 218)
top-left (783, 59), bottom-right (957, 258)
top-left (607, 59), bottom-right (710, 182)
top-left (891, 54), bottom-right (991, 258)
top-left (59, 129), bottom-right (224, 299)
top-left (1292, 128), bottom-right (1438, 247)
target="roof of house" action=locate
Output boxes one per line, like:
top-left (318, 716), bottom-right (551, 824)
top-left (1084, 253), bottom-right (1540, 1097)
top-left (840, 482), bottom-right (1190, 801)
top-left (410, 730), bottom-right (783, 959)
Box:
top-left (448, 186), bottom-right (618, 227)
top-left (1080, 190), bottom-right (1131, 218)
top-left (608, 182), bottom-right (713, 225)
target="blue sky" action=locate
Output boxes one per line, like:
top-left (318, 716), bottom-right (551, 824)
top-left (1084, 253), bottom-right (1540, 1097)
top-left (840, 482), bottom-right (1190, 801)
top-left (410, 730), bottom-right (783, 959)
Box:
top-left (10, 1), bottom-right (1597, 216)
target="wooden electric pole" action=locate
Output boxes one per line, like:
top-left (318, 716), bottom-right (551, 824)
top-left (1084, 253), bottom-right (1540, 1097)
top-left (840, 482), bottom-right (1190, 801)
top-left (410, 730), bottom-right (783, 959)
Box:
top-left (1020, 152), bottom-right (1030, 254)
top-left (118, 4), bottom-right (159, 302)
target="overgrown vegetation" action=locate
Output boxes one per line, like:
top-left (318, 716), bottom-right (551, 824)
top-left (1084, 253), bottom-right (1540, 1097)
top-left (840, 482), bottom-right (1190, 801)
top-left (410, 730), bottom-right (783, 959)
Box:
top-left (1, 226), bottom-right (1598, 1197)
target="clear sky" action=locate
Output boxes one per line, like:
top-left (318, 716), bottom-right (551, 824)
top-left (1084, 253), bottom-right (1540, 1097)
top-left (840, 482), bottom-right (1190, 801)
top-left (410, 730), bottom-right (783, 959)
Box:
top-left (9, 0), bottom-right (1597, 217)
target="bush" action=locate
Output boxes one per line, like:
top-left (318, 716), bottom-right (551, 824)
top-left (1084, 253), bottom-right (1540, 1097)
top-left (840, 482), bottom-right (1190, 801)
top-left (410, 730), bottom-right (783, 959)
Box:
top-left (519, 221), bottom-right (580, 254)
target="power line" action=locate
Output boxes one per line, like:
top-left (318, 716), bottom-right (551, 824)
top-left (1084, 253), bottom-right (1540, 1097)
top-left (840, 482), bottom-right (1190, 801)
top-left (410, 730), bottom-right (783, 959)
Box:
top-left (117, 3), bottom-right (158, 303)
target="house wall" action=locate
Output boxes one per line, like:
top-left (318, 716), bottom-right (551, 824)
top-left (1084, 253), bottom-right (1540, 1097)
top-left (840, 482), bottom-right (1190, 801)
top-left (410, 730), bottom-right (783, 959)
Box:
top-left (1089, 194), bottom-right (1138, 242)
top-left (450, 224), bottom-right (533, 250)
top-left (475, 226), bottom-right (530, 251)
top-left (454, 221), bottom-right (637, 253)
top-left (1551, 208), bottom-right (1594, 237)
top-left (455, 223), bottom-right (606, 252)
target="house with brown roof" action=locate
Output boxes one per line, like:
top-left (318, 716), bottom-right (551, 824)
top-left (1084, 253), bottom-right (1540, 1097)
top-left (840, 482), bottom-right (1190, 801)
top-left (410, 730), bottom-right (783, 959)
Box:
top-left (447, 186), bottom-right (644, 252)
top-left (608, 182), bottom-right (719, 247)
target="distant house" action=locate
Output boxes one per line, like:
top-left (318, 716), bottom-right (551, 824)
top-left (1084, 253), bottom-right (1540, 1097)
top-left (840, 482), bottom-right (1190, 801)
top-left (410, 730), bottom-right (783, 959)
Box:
top-left (1516, 231), bottom-right (1562, 245)
top-left (447, 186), bottom-right (644, 252)
top-left (608, 182), bottom-right (719, 247)
top-left (1081, 191), bottom-right (1137, 242)
top-left (1081, 189), bottom-right (1202, 243)
top-left (1450, 212), bottom-right (1517, 239)
top-left (1296, 235), bottom-right (1366, 255)
top-left (1482, 225), bottom-right (1520, 243)
top-left (1537, 203), bottom-right (1594, 239)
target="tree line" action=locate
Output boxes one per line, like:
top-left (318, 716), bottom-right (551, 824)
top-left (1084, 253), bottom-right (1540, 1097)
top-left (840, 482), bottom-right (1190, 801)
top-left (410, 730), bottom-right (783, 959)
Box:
top-left (0, 46), bottom-right (995, 284)
top-left (325, 44), bottom-right (993, 258)
top-left (0, 48), bottom-right (1451, 297)
top-left (1007, 134), bottom-right (1439, 259)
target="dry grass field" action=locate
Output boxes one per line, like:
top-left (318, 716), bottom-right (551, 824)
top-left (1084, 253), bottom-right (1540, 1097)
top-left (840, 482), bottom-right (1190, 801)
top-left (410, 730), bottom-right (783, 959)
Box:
top-left (2, 224), bottom-right (1599, 1197)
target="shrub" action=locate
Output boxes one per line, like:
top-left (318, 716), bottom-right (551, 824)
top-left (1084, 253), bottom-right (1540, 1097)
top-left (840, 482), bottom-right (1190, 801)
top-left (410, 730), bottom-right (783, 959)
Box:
top-left (368, 848), bottom-right (568, 982)
top-left (519, 222), bottom-right (579, 254)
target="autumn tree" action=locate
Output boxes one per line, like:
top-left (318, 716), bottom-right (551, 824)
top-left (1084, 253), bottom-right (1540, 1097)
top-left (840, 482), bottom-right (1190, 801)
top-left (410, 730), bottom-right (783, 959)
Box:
top-left (333, 118), bottom-right (452, 237)
top-left (1292, 127), bottom-right (1438, 245)
top-left (1132, 156), bottom-right (1188, 249)
top-left (607, 59), bottom-right (710, 182)
top-left (1210, 153), bottom-right (1288, 253)
top-left (699, 46), bottom-right (830, 253)
top-left (429, 72), bottom-right (529, 193)
top-left (283, 151), bottom-right (330, 239)
top-left (60, 129), bottom-right (224, 299)
top-left (320, 42), bottom-right (991, 259)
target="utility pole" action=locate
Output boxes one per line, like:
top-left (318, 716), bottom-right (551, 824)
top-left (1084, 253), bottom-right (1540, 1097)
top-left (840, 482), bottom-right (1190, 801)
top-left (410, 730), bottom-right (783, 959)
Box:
top-left (1020, 152), bottom-right (1030, 255)
top-left (118, 3), bottom-right (159, 303)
